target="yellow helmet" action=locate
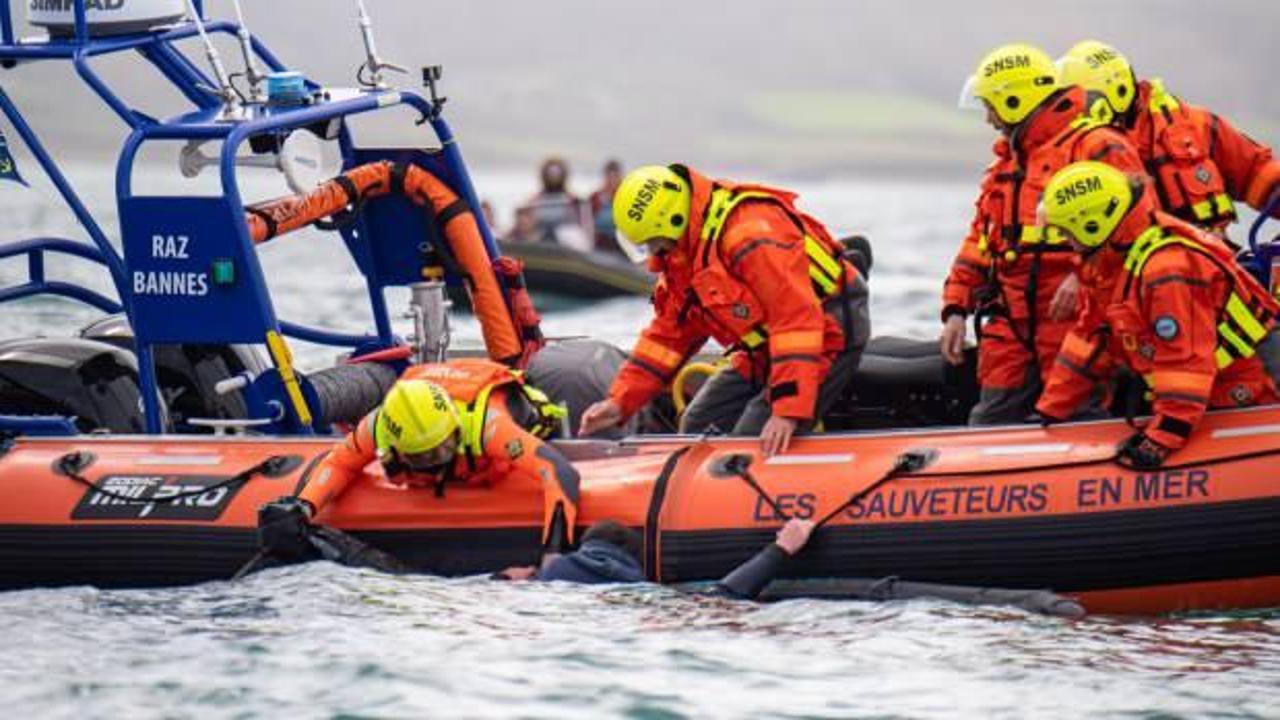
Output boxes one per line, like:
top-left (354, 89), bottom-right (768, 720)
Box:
top-left (1057, 40), bottom-right (1136, 116)
top-left (373, 380), bottom-right (460, 455)
top-left (960, 43), bottom-right (1060, 125)
top-left (611, 165), bottom-right (691, 264)
top-left (1040, 161), bottom-right (1133, 249)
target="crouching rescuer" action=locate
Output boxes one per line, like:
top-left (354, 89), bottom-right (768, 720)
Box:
top-left (1036, 162), bottom-right (1279, 468)
top-left (258, 359), bottom-right (578, 562)
top-left (579, 165), bottom-right (870, 456)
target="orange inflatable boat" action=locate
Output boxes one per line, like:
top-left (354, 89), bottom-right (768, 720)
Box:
top-left (2, 403), bottom-right (1278, 615)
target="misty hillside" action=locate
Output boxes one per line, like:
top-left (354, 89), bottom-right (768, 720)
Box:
top-left (1, 0), bottom-right (1276, 179)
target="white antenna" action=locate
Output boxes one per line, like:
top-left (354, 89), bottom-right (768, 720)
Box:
top-left (353, 0), bottom-right (406, 90)
top-left (230, 0), bottom-right (266, 103)
top-left (183, 0), bottom-right (242, 120)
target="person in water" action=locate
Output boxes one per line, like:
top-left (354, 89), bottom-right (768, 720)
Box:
top-left (578, 164), bottom-right (869, 457)
top-left (498, 517), bottom-right (817, 600)
top-left (258, 361), bottom-right (580, 560)
top-left (1036, 162), bottom-right (1279, 467)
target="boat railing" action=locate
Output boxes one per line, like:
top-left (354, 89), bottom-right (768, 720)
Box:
top-left (0, 0), bottom-right (498, 436)
top-left (0, 236), bottom-right (120, 312)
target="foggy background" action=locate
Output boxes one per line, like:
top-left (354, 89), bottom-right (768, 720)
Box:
top-left (1, 0), bottom-right (1276, 183)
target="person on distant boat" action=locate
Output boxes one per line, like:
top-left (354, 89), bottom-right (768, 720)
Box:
top-left (1036, 162), bottom-right (1279, 468)
top-left (258, 360), bottom-right (578, 559)
top-left (588, 158), bottom-right (626, 255)
top-left (941, 43), bottom-right (1146, 425)
top-left (516, 156), bottom-right (593, 251)
top-left (577, 164), bottom-right (869, 456)
top-left (504, 205), bottom-right (542, 244)
top-left (1056, 39), bottom-right (1280, 385)
top-left (497, 517), bottom-right (817, 600)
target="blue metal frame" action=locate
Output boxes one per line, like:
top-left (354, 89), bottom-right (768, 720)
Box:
top-left (0, 237), bottom-right (121, 312)
top-left (0, 0), bottom-right (500, 436)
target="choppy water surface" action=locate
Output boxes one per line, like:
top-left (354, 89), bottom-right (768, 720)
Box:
top-left (2, 168), bottom-right (1279, 717)
top-left (2, 566), bottom-right (1278, 719)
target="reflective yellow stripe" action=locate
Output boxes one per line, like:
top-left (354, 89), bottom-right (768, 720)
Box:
top-left (462, 382), bottom-right (498, 458)
top-left (805, 235), bottom-right (842, 279)
top-left (770, 330), bottom-right (823, 354)
top-left (808, 265), bottom-right (837, 295)
top-left (1123, 226), bottom-right (1173, 274)
top-left (1017, 225), bottom-right (1067, 246)
top-left (1226, 293), bottom-right (1268, 342)
top-left (1214, 193), bottom-right (1235, 216)
top-left (1192, 199), bottom-right (1214, 221)
top-left (519, 384), bottom-right (566, 439)
top-left (977, 232), bottom-right (989, 253)
top-left (1215, 347), bottom-right (1233, 369)
top-left (1147, 78), bottom-right (1179, 114)
top-left (265, 330), bottom-right (312, 426)
top-left (700, 189), bottom-right (775, 243)
top-left (1218, 321), bottom-right (1255, 360)
top-left (742, 329), bottom-right (766, 349)
top-left (634, 338), bottom-right (684, 369)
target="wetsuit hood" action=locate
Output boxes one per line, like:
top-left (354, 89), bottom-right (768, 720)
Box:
top-left (537, 539), bottom-right (645, 584)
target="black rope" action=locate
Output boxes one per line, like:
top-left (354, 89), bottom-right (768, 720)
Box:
top-left (55, 453), bottom-right (288, 505)
top-left (721, 440), bottom-right (1280, 528)
top-left (813, 451), bottom-right (925, 528)
top-left (724, 455), bottom-right (790, 520)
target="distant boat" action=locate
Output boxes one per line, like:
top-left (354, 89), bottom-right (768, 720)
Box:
top-left (501, 239), bottom-right (653, 299)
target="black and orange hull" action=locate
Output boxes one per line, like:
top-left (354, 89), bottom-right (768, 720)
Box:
top-left (2, 406), bottom-right (1279, 615)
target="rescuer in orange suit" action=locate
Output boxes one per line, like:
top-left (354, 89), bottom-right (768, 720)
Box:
top-left (577, 164), bottom-right (870, 456)
top-left (258, 359), bottom-right (579, 559)
top-left (942, 43), bottom-right (1147, 424)
top-left (1036, 162), bottom-right (1279, 468)
top-left (1057, 39), bottom-right (1280, 385)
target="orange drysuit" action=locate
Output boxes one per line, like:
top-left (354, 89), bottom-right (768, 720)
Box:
top-left (1038, 201), bottom-right (1279, 450)
top-left (1128, 79), bottom-right (1280, 232)
top-left (301, 359), bottom-right (580, 549)
top-left (607, 165), bottom-right (862, 423)
top-left (942, 87), bottom-right (1146, 422)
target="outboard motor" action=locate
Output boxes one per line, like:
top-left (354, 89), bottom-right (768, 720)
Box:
top-left (0, 337), bottom-right (157, 433)
top-left (80, 314), bottom-right (264, 433)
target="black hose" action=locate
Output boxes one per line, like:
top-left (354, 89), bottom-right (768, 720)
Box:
top-left (306, 362), bottom-right (398, 427)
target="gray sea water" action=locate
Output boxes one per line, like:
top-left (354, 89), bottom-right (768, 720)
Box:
top-left (2, 166), bottom-right (1279, 718)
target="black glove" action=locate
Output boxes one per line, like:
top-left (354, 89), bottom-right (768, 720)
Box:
top-left (257, 496), bottom-right (316, 562)
top-left (1117, 432), bottom-right (1171, 469)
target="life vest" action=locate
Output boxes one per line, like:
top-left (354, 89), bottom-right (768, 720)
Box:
top-left (402, 358), bottom-right (566, 461)
top-left (688, 183), bottom-right (852, 352)
top-left (1140, 79), bottom-right (1236, 228)
top-left (1118, 217), bottom-right (1276, 371)
top-left (980, 112), bottom-right (1112, 263)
